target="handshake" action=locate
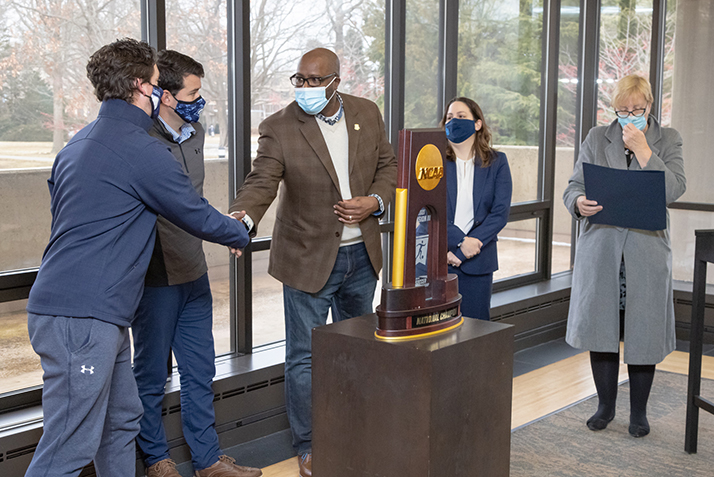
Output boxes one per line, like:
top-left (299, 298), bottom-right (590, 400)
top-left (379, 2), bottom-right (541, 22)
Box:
top-left (226, 210), bottom-right (249, 257)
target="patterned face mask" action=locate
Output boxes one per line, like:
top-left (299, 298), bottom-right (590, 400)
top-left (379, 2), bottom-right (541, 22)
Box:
top-left (173, 96), bottom-right (206, 123)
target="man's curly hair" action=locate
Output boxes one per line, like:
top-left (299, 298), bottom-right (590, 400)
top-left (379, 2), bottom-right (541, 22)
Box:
top-left (86, 38), bottom-right (156, 103)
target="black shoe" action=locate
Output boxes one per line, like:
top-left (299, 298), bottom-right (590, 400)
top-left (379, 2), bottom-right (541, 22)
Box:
top-left (629, 416), bottom-right (650, 437)
top-left (587, 410), bottom-right (615, 431)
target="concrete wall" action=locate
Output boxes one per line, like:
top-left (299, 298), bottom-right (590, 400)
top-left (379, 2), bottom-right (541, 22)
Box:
top-left (0, 169), bottom-right (52, 271)
top-left (0, 162), bottom-right (233, 273)
top-left (498, 144), bottom-right (577, 244)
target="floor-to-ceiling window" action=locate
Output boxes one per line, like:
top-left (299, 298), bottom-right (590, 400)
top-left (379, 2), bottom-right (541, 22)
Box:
top-left (665, 0), bottom-right (714, 284)
top-left (403, 0), bottom-right (440, 128)
top-left (457, 0), bottom-right (546, 283)
top-left (596, 0), bottom-right (653, 125)
top-left (165, 0), bottom-right (234, 355)
top-left (551, 0), bottom-right (581, 275)
top-left (247, 0), bottom-right (386, 348)
top-left (0, 0), bottom-right (141, 396)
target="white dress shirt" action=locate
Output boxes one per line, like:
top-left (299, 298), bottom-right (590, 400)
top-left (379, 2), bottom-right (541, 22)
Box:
top-left (316, 114), bottom-right (363, 245)
top-left (454, 156), bottom-right (475, 234)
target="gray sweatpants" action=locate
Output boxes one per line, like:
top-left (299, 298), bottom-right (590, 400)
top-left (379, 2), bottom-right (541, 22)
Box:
top-left (26, 314), bottom-right (143, 477)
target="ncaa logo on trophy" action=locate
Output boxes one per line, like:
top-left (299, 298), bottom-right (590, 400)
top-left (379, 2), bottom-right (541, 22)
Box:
top-left (375, 130), bottom-right (463, 339)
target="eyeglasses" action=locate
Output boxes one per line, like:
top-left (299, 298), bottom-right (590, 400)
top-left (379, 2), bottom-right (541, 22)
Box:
top-left (290, 73), bottom-right (337, 87)
top-left (614, 108), bottom-right (647, 119)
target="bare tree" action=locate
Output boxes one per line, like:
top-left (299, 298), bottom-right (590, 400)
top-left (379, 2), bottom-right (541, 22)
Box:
top-left (250, 0), bottom-right (327, 113)
top-left (3, 0), bottom-right (382, 151)
top-left (7, 0), bottom-right (138, 152)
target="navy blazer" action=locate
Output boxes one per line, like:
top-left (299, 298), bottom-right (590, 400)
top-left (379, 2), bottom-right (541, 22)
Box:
top-left (446, 151), bottom-right (512, 275)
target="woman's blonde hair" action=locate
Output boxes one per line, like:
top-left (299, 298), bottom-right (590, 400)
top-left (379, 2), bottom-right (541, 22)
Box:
top-left (611, 74), bottom-right (654, 110)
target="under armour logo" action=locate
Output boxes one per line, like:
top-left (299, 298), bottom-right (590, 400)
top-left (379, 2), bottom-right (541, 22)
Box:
top-left (195, 148), bottom-right (201, 154)
top-left (81, 365), bottom-right (95, 375)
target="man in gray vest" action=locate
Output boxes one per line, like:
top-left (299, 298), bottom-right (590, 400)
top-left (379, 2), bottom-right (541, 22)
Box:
top-left (131, 50), bottom-right (261, 477)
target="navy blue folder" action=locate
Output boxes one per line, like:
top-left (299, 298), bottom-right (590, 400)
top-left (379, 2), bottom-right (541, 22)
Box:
top-left (582, 162), bottom-right (666, 231)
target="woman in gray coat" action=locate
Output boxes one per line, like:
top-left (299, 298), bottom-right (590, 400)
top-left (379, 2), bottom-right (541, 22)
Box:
top-left (563, 75), bottom-right (686, 438)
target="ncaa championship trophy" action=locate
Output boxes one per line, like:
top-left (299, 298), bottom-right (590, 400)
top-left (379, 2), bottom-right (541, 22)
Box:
top-left (376, 129), bottom-right (463, 339)
top-left (312, 129), bottom-right (514, 477)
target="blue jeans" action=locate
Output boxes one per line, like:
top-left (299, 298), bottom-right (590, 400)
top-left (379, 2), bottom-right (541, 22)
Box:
top-left (283, 242), bottom-right (378, 455)
top-left (131, 273), bottom-right (221, 471)
top-left (26, 314), bottom-right (143, 477)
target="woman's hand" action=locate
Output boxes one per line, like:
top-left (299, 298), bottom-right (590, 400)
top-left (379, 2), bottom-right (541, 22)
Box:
top-left (460, 237), bottom-right (482, 259)
top-left (576, 195), bottom-right (603, 217)
top-left (447, 251), bottom-right (462, 267)
top-left (622, 123), bottom-right (652, 166)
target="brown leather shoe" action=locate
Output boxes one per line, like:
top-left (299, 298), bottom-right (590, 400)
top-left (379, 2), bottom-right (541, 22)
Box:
top-left (146, 459), bottom-right (181, 477)
top-left (298, 453), bottom-right (312, 477)
top-left (194, 455), bottom-right (262, 477)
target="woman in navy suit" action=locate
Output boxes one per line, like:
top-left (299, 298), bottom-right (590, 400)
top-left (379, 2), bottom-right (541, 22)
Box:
top-left (441, 97), bottom-right (512, 320)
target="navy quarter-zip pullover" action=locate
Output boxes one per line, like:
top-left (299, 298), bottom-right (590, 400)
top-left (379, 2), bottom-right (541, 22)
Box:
top-left (27, 99), bottom-right (248, 327)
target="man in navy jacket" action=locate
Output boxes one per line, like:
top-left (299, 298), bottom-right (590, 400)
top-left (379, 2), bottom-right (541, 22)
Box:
top-left (24, 38), bottom-right (249, 477)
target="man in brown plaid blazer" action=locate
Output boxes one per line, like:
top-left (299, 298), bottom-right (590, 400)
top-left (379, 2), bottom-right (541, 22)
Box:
top-left (229, 48), bottom-right (396, 477)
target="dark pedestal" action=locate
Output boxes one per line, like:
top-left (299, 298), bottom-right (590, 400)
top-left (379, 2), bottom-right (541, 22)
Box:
top-left (312, 314), bottom-right (514, 477)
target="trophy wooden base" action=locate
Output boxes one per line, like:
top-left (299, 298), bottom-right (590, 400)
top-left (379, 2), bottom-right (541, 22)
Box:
top-left (312, 314), bottom-right (514, 477)
top-left (375, 274), bottom-right (462, 339)
top-left (375, 316), bottom-right (464, 340)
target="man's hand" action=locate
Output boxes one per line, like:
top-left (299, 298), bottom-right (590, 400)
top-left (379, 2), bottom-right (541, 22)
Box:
top-left (459, 237), bottom-right (482, 259)
top-left (447, 251), bottom-right (462, 267)
top-left (229, 210), bottom-right (246, 221)
top-left (226, 211), bottom-right (246, 257)
top-left (576, 195), bottom-right (603, 217)
top-left (334, 196), bottom-right (379, 225)
top-left (622, 123), bottom-right (652, 166)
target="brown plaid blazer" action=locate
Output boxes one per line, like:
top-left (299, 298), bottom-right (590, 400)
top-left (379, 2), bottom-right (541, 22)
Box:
top-left (229, 93), bottom-right (397, 293)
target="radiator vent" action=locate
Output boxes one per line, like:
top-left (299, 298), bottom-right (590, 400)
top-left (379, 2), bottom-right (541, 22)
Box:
top-left (246, 380), bottom-right (269, 393)
top-left (7, 443), bottom-right (36, 460)
top-left (161, 403), bottom-right (182, 416)
top-left (234, 406), bottom-right (286, 429)
top-left (162, 372), bottom-right (285, 417)
top-left (492, 295), bottom-right (570, 321)
top-left (221, 386), bottom-right (246, 399)
top-left (1, 368), bottom-right (286, 474)
top-left (674, 296), bottom-right (714, 309)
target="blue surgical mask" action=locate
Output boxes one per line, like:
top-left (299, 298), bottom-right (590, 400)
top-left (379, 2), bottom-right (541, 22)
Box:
top-left (445, 118), bottom-right (476, 144)
top-left (143, 84), bottom-right (163, 119)
top-left (295, 76), bottom-right (337, 115)
top-left (617, 115), bottom-right (647, 131)
top-left (174, 96), bottom-right (206, 123)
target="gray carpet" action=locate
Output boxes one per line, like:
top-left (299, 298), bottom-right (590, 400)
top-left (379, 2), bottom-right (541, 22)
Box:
top-left (510, 371), bottom-right (714, 476)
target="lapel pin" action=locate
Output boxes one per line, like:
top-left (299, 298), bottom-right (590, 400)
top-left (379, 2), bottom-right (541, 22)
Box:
top-left (354, 124), bottom-right (360, 131)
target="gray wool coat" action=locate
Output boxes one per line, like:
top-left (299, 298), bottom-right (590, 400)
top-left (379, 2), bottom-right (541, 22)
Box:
top-left (563, 117), bottom-right (686, 364)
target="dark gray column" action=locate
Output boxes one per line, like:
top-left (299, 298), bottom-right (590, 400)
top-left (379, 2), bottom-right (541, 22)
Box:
top-left (228, 0), bottom-right (253, 354)
top-left (141, 0), bottom-right (166, 51)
